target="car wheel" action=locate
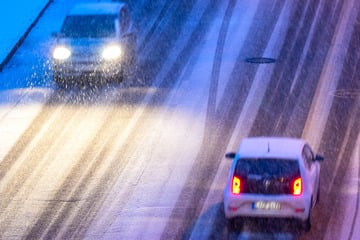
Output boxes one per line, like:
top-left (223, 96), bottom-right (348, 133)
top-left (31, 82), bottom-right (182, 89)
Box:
top-left (114, 71), bottom-right (124, 84)
top-left (316, 187), bottom-right (320, 204)
top-left (123, 54), bottom-right (136, 81)
top-left (227, 218), bottom-right (243, 232)
top-left (302, 210), bottom-right (311, 232)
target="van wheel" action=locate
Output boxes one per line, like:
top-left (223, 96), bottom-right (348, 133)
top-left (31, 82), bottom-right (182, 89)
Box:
top-left (114, 71), bottom-right (124, 84)
top-left (53, 75), bottom-right (67, 89)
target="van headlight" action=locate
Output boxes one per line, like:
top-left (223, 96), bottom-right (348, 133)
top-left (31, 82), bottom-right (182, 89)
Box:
top-left (52, 46), bottom-right (71, 60)
top-left (102, 45), bottom-right (122, 61)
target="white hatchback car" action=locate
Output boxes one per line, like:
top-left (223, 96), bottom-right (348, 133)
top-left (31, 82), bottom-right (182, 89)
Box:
top-left (223, 137), bottom-right (324, 231)
top-left (51, 1), bottom-right (136, 86)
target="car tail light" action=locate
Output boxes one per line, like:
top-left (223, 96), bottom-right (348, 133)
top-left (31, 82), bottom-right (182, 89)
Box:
top-left (292, 177), bottom-right (302, 196)
top-left (232, 176), bottom-right (241, 195)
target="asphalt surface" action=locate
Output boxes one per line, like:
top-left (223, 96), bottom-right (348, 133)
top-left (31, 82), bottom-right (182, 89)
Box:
top-left (0, 0), bottom-right (359, 239)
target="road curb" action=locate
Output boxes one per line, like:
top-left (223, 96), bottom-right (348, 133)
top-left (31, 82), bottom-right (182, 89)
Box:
top-left (0, 0), bottom-right (52, 72)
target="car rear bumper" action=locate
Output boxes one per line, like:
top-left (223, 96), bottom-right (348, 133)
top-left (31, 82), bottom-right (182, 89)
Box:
top-left (224, 193), bottom-right (310, 221)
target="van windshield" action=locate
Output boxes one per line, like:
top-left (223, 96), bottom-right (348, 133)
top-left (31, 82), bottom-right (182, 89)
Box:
top-left (61, 15), bottom-right (116, 38)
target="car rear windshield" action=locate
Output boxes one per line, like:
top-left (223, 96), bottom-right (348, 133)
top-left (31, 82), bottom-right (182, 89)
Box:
top-left (235, 158), bottom-right (300, 177)
top-left (61, 15), bottom-right (116, 38)
top-left (234, 158), bottom-right (301, 194)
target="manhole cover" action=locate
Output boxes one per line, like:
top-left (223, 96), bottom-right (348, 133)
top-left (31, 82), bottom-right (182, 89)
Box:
top-left (330, 89), bottom-right (360, 99)
top-left (245, 57), bottom-right (276, 64)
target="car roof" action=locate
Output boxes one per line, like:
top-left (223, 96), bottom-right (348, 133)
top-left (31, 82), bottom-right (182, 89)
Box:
top-left (237, 137), bottom-right (306, 160)
top-left (68, 2), bottom-right (125, 16)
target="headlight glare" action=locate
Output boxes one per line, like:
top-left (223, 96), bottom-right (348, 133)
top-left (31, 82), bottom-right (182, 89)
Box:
top-left (102, 45), bottom-right (122, 60)
top-left (53, 46), bottom-right (71, 60)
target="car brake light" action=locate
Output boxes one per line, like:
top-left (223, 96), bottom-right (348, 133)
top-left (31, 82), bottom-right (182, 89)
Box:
top-left (232, 176), bottom-right (241, 195)
top-left (293, 177), bottom-right (302, 196)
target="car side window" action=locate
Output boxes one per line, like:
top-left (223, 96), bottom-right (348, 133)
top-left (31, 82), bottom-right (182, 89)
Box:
top-left (302, 145), bottom-right (314, 170)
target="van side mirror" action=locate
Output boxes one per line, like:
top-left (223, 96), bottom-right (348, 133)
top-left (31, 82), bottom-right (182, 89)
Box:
top-left (314, 154), bottom-right (324, 162)
top-left (225, 152), bottom-right (236, 159)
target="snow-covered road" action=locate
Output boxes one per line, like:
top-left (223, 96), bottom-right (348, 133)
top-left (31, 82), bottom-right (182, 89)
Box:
top-left (0, 0), bottom-right (360, 239)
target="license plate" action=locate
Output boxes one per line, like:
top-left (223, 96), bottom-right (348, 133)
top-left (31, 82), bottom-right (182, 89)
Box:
top-left (252, 201), bottom-right (281, 210)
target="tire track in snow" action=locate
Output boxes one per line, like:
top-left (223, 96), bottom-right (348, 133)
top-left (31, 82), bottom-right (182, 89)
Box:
top-left (1, 0), bottom-right (357, 239)
top-left (280, 0), bottom-right (345, 137)
top-left (299, 1), bottom-right (359, 238)
top-left (161, 0), bottom-right (287, 238)
top-left (1, 0), bottom-right (225, 238)
top-left (348, 135), bottom-right (360, 240)
top-left (249, 0), bottom-right (322, 137)
top-left (305, 3), bottom-right (360, 239)
top-left (24, 105), bottom-right (144, 239)
top-left (0, 105), bottom-right (112, 238)
top-left (137, 0), bottom-right (177, 54)
top-left (160, 0), bottom-right (236, 237)
top-left (192, 0), bottom-right (296, 238)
